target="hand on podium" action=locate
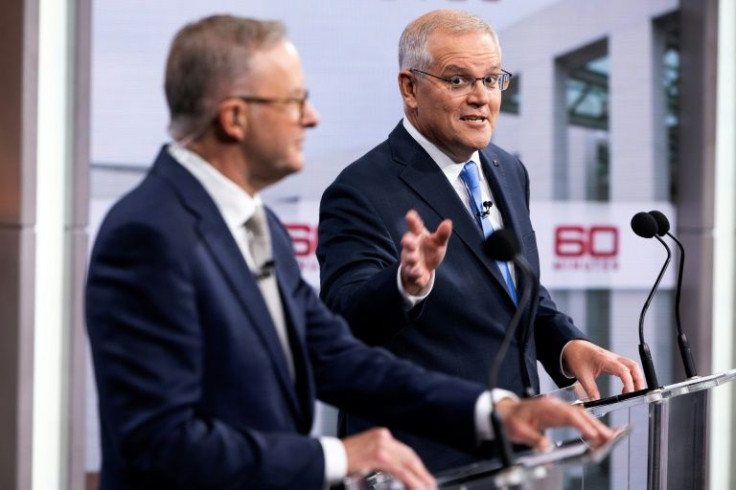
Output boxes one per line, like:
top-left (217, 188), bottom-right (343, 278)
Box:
top-left (343, 428), bottom-right (436, 490)
top-left (495, 396), bottom-right (614, 451)
top-left (562, 339), bottom-right (646, 400)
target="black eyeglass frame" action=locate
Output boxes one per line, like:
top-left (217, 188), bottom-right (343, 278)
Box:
top-left (229, 91), bottom-right (310, 119)
top-left (410, 68), bottom-right (513, 93)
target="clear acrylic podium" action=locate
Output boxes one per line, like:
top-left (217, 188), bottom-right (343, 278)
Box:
top-left (343, 428), bottom-right (630, 490)
top-left (547, 368), bottom-right (736, 489)
top-left (344, 368), bottom-right (735, 489)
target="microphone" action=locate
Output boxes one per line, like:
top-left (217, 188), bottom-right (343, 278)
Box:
top-left (483, 229), bottom-right (536, 468)
top-left (255, 260), bottom-right (276, 280)
top-left (631, 212), bottom-right (665, 390)
top-left (483, 231), bottom-right (537, 398)
top-left (648, 210), bottom-right (698, 378)
top-left (479, 201), bottom-right (493, 218)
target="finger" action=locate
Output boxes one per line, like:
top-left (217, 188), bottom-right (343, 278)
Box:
top-left (430, 219), bottom-right (453, 246)
top-left (405, 210), bottom-right (426, 236)
top-left (568, 409), bottom-right (613, 447)
top-left (576, 372), bottom-right (601, 400)
top-left (401, 231), bottom-right (419, 253)
top-left (535, 399), bottom-right (613, 447)
top-left (505, 416), bottom-right (549, 450)
top-left (606, 361), bottom-right (635, 394)
top-left (624, 359), bottom-right (646, 390)
top-left (382, 444), bottom-right (435, 490)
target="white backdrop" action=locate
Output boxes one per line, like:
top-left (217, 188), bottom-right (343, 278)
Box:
top-left (91, 0), bottom-right (559, 200)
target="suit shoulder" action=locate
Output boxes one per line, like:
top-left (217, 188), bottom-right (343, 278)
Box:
top-left (485, 143), bottom-right (523, 165)
top-left (102, 174), bottom-right (184, 227)
top-left (332, 139), bottom-right (395, 184)
top-left (92, 174), bottom-right (196, 257)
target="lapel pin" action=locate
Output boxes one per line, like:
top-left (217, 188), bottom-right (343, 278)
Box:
top-left (492, 159), bottom-right (500, 167)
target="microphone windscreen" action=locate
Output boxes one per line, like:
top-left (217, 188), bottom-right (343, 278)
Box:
top-left (631, 212), bottom-right (659, 238)
top-left (484, 229), bottom-right (520, 261)
top-left (648, 210), bottom-right (671, 236)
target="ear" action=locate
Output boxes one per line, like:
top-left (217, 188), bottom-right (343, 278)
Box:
top-left (215, 99), bottom-right (248, 141)
top-left (398, 70), bottom-right (419, 109)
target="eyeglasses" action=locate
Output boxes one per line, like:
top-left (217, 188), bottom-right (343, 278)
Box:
top-left (410, 69), bottom-right (513, 94)
top-left (230, 91), bottom-right (310, 120)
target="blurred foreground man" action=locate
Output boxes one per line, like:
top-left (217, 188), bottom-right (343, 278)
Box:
top-left (318, 9), bottom-right (644, 471)
top-left (87, 15), bottom-right (615, 489)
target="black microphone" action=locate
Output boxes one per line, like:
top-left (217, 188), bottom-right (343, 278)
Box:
top-left (483, 231), bottom-right (537, 398)
top-left (479, 200), bottom-right (493, 218)
top-left (649, 210), bottom-right (698, 378)
top-left (255, 260), bottom-right (276, 280)
top-left (483, 229), bottom-right (537, 468)
top-left (631, 212), bottom-right (665, 390)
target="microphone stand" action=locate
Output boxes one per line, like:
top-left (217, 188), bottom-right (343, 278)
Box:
top-left (487, 243), bottom-right (535, 468)
top-left (517, 263), bottom-right (539, 399)
top-left (638, 235), bottom-right (670, 390)
top-left (668, 232), bottom-right (698, 378)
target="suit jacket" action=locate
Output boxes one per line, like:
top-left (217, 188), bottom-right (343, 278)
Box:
top-left (317, 122), bottom-right (586, 470)
top-left (86, 146), bottom-right (486, 489)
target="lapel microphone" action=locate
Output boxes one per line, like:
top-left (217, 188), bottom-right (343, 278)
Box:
top-left (479, 200), bottom-right (493, 218)
top-left (255, 260), bottom-right (276, 280)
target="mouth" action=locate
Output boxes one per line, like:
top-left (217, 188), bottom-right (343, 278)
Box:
top-left (460, 115), bottom-right (488, 123)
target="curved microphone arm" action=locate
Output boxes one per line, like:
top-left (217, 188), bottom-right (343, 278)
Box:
top-left (488, 256), bottom-right (534, 469)
top-left (638, 236), bottom-right (672, 343)
top-left (668, 231), bottom-right (698, 377)
top-left (638, 235), bottom-right (670, 389)
top-left (489, 258), bottom-right (534, 393)
top-left (669, 232), bottom-right (685, 337)
top-left (518, 263), bottom-right (540, 398)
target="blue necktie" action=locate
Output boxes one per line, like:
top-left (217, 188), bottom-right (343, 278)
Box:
top-left (460, 161), bottom-right (518, 304)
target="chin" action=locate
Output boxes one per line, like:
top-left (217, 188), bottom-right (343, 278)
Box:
top-left (282, 160), bottom-right (304, 177)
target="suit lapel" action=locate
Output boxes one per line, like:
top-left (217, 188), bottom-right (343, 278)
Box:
top-left (390, 126), bottom-right (512, 301)
top-left (152, 148), bottom-right (303, 420)
top-left (480, 148), bottom-right (526, 306)
top-left (479, 149), bottom-right (519, 232)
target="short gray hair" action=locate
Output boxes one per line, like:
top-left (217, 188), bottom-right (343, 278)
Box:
top-left (398, 9), bottom-right (500, 70)
top-left (165, 15), bottom-right (287, 140)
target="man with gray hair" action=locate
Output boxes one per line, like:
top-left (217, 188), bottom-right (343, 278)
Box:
top-left (87, 14), bottom-right (617, 489)
top-left (318, 9), bottom-right (644, 471)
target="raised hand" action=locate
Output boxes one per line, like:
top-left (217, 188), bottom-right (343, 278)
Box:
top-left (400, 210), bottom-right (452, 296)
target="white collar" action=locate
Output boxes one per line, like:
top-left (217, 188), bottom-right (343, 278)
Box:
top-left (167, 143), bottom-right (261, 228)
top-left (401, 117), bottom-right (482, 182)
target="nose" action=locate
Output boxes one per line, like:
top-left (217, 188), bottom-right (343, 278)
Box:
top-left (301, 100), bottom-right (320, 128)
top-left (466, 79), bottom-right (491, 105)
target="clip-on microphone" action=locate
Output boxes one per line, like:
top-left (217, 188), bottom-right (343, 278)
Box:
top-left (479, 201), bottom-right (493, 218)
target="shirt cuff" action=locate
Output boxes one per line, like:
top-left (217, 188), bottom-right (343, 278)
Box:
top-left (475, 389), bottom-right (520, 440)
top-left (396, 267), bottom-right (434, 310)
top-left (559, 340), bottom-right (577, 379)
top-left (319, 436), bottom-right (347, 486)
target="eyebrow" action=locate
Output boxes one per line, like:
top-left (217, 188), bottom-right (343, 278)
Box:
top-left (442, 64), bottom-right (502, 75)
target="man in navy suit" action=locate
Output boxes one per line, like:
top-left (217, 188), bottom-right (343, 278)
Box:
top-left (86, 14), bottom-right (616, 490)
top-left (317, 9), bottom-right (644, 471)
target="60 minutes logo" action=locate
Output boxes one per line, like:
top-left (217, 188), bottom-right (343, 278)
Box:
top-left (285, 223), bottom-right (317, 257)
top-left (285, 223), bottom-right (320, 273)
top-left (284, 222), bottom-right (621, 272)
top-left (553, 225), bottom-right (619, 271)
